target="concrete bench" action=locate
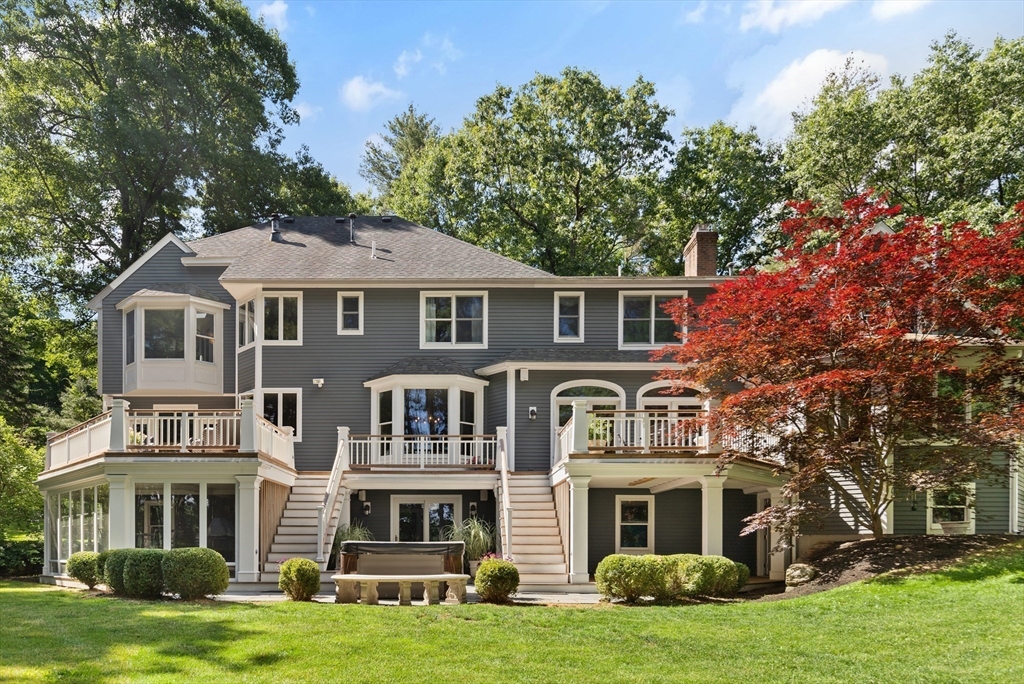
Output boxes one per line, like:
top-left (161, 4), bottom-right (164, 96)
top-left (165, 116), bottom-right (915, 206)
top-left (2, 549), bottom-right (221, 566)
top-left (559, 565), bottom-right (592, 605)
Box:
top-left (331, 573), bottom-right (470, 605)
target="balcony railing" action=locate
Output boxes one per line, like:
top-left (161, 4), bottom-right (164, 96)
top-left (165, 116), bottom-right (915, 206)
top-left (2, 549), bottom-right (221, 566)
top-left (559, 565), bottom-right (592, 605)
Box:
top-left (347, 434), bottom-right (498, 468)
top-left (46, 412), bottom-right (112, 470)
top-left (555, 401), bottom-right (710, 463)
top-left (126, 410), bottom-right (241, 451)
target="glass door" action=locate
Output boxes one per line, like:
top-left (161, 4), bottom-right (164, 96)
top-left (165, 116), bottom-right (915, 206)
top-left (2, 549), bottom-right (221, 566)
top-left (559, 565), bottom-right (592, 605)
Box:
top-left (391, 496), bottom-right (462, 541)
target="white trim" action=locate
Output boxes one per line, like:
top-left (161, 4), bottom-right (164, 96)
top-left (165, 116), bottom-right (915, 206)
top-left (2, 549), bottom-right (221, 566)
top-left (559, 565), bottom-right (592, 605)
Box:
top-left (553, 291), bottom-right (585, 344)
top-left (151, 404), bottom-right (200, 411)
top-left (115, 293), bottom-right (229, 311)
top-left (180, 256), bottom-right (235, 267)
top-left (364, 374), bottom-right (489, 391)
top-left (261, 291), bottom-right (303, 346)
top-left (615, 494), bottom-right (655, 554)
top-left (236, 297), bottom-right (257, 351)
top-left (618, 290), bottom-right (687, 350)
top-left (337, 291), bottom-right (364, 335)
top-left (365, 375), bottom-right (487, 437)
top-left (549, 379), bottom-right (626, 458)
top-left (258, 388), bottom-right (303, 442)
top-left (123, 307), bottom-right (137, 368)
top-left (476, 360), bottom-right (686, 376)
top-left (87, 233), bottom-right (192, 310)
top-left (926, 484), bottom-right (976, 535)
top-left (388, 495), bottom-right (463, 542)
top-left (635, 380), bottom-right (706, 409)
top-left (419, 291), bottom-right (488, 350)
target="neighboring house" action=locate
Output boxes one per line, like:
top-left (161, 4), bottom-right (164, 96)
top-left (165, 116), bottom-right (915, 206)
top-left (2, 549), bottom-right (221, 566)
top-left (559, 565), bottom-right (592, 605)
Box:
top-left (37, 216), bottom-right (1023, 589)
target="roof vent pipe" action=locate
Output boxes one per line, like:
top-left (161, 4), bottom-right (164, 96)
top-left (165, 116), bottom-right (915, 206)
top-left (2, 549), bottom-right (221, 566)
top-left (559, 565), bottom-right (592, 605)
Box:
top-left (371, 240), bottom-right (377, 259)
top-left (270, 213), bottom-right (282, 242)
top-left (349, 213), bottom-right (357, 244)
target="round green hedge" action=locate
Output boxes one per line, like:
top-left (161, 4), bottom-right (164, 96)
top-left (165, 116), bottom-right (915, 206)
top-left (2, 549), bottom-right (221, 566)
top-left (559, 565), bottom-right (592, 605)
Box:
top-left (595, 554), bottom-right (666, 602)
top-left (162, 548), bottom-right (230, 599)
top-left (279, 557), bottom-right (320, 601)
top-left (474, 558), bottom-right (519, 603)
top-left (122, 549), bottom-right (165, 599)
top-left (66, 551), bottom-right (101, 589)
top-left (597, 553), bottom-right (750, 602)
top-left (102, 549), bottom-right (132, 595)
top-left (96, 549), bottom-right (111, 579)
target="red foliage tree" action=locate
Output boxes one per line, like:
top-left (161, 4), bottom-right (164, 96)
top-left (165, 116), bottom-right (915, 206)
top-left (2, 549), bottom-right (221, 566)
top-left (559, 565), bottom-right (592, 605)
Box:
top-left (658, 194), bottom-right (1024, 539)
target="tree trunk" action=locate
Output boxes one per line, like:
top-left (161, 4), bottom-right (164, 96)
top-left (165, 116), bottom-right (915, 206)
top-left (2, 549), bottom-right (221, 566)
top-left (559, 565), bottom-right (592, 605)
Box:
top-left (870, 513), bottom-right (885, 540)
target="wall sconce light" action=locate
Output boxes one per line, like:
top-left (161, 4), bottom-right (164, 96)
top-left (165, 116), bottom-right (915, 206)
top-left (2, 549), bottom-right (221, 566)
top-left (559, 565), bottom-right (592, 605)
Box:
top-left (363, 502), bottom-right (371, 516)
top-left (469, 502), bottom-right (478, 518)
top-left (312, 378), bottom-right (324, 388)
top-left (528, 406), bottom-right (537, 420)
top-left (910, 491), bottom-right (918, 511)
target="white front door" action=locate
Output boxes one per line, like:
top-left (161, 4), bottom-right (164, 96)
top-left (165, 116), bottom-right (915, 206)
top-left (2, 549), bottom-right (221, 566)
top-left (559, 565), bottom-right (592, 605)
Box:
top-left (390, 496), bottom-right (462, 542)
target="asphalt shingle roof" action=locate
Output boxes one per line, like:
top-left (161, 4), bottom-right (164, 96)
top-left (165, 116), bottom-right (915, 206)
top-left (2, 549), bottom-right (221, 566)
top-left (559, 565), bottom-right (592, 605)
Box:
top-left (488, 348), bottom-right (659, 364)
top-left (118, 283), bottom-right (223, 305)
top-left (365, 357), bottom-right (482, 382)
top-left (186, 216), bottom-right (554, 281)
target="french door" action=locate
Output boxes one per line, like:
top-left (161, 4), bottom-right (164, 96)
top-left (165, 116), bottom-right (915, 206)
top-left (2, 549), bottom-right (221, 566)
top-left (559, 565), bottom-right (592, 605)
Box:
top-left (390, 496), bottom-right (462, 542)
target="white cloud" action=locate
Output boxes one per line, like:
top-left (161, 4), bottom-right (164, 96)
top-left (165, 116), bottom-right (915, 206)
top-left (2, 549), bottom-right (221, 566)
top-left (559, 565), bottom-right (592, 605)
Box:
top-left (871, 0), bottom-right (932, 20)
top-left (728, 48), bottom-right (888, 139)
top-left (257, 0), bottom-right (289, 32)
top-left (393, 49), bottom-right (423, 79)
top-left (739, 1), bottom-right (851, 33)
top-left (681, 1), bottom-right (709, 24)
top-left (423, 33), bottom-right (463, 75)
top-left (340, 76), bottom-right (402, 112)
top-left (294, 101), bottom-right (322, 122)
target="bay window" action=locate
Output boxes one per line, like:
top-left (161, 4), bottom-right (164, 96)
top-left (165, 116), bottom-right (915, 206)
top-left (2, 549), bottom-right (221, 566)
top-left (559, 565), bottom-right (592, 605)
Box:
top-left (195, 311), bottom-right (215, 363)
top-left (421, 292), bottom-right (487, 348)
top-left (238, 299), bottom-right (256, 348)
top-left (144, 309), bottom-right (185, 359)
top-left (125, 309), bottom-right (136, 364)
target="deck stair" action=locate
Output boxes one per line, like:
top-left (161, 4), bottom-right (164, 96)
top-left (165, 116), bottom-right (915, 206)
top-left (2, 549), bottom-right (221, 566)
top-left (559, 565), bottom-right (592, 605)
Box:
top-left (499, 474), bottom-right (568, 586)
top-left (262, 474), bottom-right (338, 582)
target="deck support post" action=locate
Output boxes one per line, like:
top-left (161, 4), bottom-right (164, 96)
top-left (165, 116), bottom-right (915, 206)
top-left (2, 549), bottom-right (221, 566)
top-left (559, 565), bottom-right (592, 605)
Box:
top-left (701, 476), bottom-right (725, 556)
top-left (568, 475), bottom-right (591, 584)
top-left (240, 399), bottom-right (255, 452)
top-left (236, 475), bottom-right (263, 582)
top-left (766, 487), bottom-right (786, 580)
top-left (571, 400), bottom-right (589, 454)
top-left (110, 399), bottom-right (129, 451)
top-left (107, 474), bottom-right (132, 549)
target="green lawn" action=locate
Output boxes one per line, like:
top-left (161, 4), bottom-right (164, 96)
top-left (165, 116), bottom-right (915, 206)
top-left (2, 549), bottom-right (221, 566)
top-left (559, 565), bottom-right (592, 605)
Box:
top-left (2, 543), bottom-right (1022, 683)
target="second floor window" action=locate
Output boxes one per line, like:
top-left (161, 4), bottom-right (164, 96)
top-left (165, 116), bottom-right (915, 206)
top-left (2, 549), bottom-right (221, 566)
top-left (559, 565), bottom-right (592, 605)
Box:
top-left (620, 293), bottom-right (683, 348)
top-left (264, 294), bottom-right (300, 344)
top-left (337, 292), bottom-right (363, 335)
top-left (263, 390), bottom-right (300, 440)
top-left (144, 309), bottom-right (185, 359)
top-left (554, 292), bottom-right (584, 343)
top-left (238, 299), bottom-right (256, 348)
top-left (422, 292), bottom-right (486, 347)
top-left (195, 311), bottom-right (215, 363)
top-left (125, 310), bottom-right (136, 364)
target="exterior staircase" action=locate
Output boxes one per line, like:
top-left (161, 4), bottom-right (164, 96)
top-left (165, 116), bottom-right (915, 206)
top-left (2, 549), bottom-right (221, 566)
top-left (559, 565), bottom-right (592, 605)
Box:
top-left (499, 474), bottom-right (568, 587)
top-left (261, 474), bottom-right (338, 583)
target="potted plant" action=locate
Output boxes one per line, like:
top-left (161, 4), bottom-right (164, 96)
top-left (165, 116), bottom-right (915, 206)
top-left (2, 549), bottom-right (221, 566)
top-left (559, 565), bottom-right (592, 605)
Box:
top-left (332, 522), bottom-right (373, 572)
top-left (443, 518), bottom-right (494, 580)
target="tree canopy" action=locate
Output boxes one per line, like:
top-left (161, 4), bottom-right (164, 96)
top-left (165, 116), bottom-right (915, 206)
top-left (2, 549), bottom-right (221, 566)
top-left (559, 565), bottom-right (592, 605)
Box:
top-left (659, 195), bottom-right (1024, 539)
top-left (360, 104), bottom-right (440, 200)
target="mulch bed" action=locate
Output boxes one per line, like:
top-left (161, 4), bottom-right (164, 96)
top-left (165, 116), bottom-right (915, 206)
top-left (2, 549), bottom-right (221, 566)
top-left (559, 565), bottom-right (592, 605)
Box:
top-left (756, 534), bottom-right (1021, 601)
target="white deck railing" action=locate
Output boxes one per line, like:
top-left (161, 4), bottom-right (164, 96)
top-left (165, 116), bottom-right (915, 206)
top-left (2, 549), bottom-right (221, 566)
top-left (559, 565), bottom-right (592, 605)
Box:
top-left (127, 410), bottom-right (242, 451)
top-left (255, 415), bottom-right (295, 468)
top-left (46, 412), bottom-right (112, 470)
top-left (347, 434), bottom-right (498, 468)
top-left (556, 408), bottom-right (707, 461)
top-left (497, 427), bottom-right (512, 560)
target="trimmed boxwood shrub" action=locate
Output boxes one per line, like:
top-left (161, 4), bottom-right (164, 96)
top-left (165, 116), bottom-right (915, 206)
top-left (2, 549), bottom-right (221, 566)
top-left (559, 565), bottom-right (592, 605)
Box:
top-left (103, 549), bottom-right (132, 595)
top-left (671, 555), bottom-right (748, 597)
top-left (0, 537), bottom-right (43, 577)
top-left (595, 554), bottom-right (666, 602)
top-left (96, 550), bottom-right (111, 579)
top-left (474, 558), bottom-right (519, 603)
top-left (123, 549), bottom-right (165, 599)
top-left (162, 548), bottom-right (230, 600)
top-left (279, 557), bottom-right (320, 601)
top-left (66, 551), bottom-right (101, 589)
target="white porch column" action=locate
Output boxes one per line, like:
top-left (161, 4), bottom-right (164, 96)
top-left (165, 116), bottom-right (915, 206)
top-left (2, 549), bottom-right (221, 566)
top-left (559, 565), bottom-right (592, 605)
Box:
top-left (766, 487), bottom-right (786, 581)
top-left (571, 400), bottom-right (589, 454)
top-left (106, 474), bottom-right (132, 549)
top-left (236, 475), bottom-right (263, 582)
top-left (110, 399), bottom-right (129, 451)
top-left (700, 476), bottom-right (725, 556)
top-left (240, 399), bottom-right (255, 452)
top-left (568, 475), bottom-right (591, 584)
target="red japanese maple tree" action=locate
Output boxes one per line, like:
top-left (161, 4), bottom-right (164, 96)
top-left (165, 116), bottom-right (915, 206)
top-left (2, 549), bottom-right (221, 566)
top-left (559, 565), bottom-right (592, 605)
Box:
top-left (658, 194), bottom-right (1024, 539)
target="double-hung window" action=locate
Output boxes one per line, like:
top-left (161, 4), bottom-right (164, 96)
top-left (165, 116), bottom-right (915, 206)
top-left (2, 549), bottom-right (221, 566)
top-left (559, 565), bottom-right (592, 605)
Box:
top-left (337, 292), bottom-right (364, 335)
top-left (421, 292), bottom-right (487, 348)
top-left (262, 389), bottom-right (301, 440)
top-left (554, 292), bottom-right (584, 343)
top-left (615, 495), bottom-right (654, 554)
top-left (619, 292), bottom-right (684, 349)
top-left (195, 311), bottom-right (215, 363)
top-left (144, 309), bottom-right (186, 359)
top-left (263, 293), bottom-right (301, 344)
top-left (237, 299), bottom-right (256, 348)
top-left (125, 310), bottom-right (136, 364)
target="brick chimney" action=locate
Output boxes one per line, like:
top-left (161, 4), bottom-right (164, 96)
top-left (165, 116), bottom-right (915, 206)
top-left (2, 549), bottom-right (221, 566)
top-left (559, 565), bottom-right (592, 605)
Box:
top-left (683, 225), bottom-right (718, 277)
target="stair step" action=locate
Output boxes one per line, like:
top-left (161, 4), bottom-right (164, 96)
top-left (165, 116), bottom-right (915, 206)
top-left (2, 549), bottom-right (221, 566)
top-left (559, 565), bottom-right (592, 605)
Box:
top-left (282, 501), bottom-right (321, 510)
top-left (509, 518), bottom-right (560, 527)
top-left (515, 563), bottom-right (567, 573)
top-left (518, 573), bottom-right (569, 584)
top-left (508, 501), bottom-right (554, 510)
top-left (291, 485), bottom-right (327, 493)
top-left (512, 554), bottom-right (565, 564)
top-left (505, 485), bottom-right (551, 495)
top-left (511, 509), bottom-right (556, 519)
top-left (270, 543), bottom-right (319, 553)
top-left (274, 534), bottom-right (318, 544)
top-left (287, 493), bottom-right (324, 502)
top-left (510, 544), bottom-right (564, 554)
top-left (506, 494), bottom-right (553, 502)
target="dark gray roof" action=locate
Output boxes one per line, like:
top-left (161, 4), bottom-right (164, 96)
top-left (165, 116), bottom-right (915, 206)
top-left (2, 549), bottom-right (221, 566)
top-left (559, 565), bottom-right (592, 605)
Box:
top-left (186, 216), bottom-right (554, 281)
top-left (366, 357), bottom-right (482, 382)
top-left (118, 283), bottom-right (223, 305)
top-left (486, 348), bottom-right (658, 364)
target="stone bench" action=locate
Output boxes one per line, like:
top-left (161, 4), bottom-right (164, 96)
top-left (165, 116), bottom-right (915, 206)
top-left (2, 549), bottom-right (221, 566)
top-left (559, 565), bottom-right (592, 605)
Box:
top-left (331, 573), bottom-right (470, 605)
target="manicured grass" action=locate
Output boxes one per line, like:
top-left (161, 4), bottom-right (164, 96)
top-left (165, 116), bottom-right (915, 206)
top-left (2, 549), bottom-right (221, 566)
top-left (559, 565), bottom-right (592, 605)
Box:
top-left (2, 542), bottom-right (1022, 683)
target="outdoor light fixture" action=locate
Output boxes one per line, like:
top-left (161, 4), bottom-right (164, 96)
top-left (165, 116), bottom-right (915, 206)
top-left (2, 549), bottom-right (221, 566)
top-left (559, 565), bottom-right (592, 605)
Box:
top-left (469, 502), bottom-right (478, 517)
top-left (312, 378), bottom-right (324, 388)
top-left (528, 406), bottom-right (537, 420)
top-left (363, 502), bottom-right (371, 516)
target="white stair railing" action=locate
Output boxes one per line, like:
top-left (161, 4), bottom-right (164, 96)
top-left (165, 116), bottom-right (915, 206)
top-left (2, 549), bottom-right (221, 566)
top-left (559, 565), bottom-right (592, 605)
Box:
top-left (317, 427), bottom-right (349, 563)
top-left (496, 426), bottom-right (512, 560)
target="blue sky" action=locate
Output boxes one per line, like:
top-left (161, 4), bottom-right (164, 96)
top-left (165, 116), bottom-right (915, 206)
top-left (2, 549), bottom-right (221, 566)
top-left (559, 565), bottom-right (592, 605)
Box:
top-left (246, 0), bottom-right (1024, 193)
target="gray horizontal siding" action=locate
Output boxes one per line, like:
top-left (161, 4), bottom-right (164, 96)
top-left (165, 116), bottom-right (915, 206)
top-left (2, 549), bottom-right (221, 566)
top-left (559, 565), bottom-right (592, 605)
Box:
top-left (975, 454), bottom-right (1010, 533)
top-left (722, 489), bottom-right (757, 572)
top-left (261, 287), bottom-right (712, 471)
top-left (237, 347), bottom-right (255, 393)
top-left (98, 242), bottom-right (235, 395)
top-left (485, 372), bottom-right (507, 434)
top-left (348, 489), bottom-right (496, 543)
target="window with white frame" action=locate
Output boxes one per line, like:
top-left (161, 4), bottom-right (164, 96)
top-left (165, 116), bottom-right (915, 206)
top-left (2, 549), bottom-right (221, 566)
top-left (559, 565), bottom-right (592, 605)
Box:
top-left (144, 309), bottom-right (186, 359)
top-left (337, 292), bottom-right (364, 335)
top-left (616, 495), bottom-right (655, 554)
top-left (195, 310), bottom-right (215, 363)
top-left (554, 292), bottom-right (584, 343)
top-left (262, 389), bottom-right (301, 440)
top-left (421, 292), bottom-right (487, 348)
top-left (619, 292), bottom-right (684, 348)
top-left (927, 485), bottom-right (975, 534)
top-left (237, 299), bottom-right (256, 348)
top-left (263, 293), bottom-right (301, 344)
top-left (368, 377), bottom-right (487, 437)
top-left (125, 309), bottom-right (136, 365)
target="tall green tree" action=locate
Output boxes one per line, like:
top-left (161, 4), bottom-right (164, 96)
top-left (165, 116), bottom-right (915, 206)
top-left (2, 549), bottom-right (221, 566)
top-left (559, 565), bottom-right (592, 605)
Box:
top-left (0, 0), bottom-right (299, 306)
top-left (0, 416), bottom-right (44, 536)
top-left (360, 104), bottom-right (440, 199)
top-left (654, 122), bottom-right (792, 274)
top-left (787, 34), bottom-right (1024, 228)
top-left (390, 68), bottom-right (673, 275)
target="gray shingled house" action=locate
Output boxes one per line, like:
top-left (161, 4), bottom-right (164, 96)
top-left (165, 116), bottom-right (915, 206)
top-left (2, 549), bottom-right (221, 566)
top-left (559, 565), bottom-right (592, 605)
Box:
top-left (37, 216), bottom-right (1023, 590)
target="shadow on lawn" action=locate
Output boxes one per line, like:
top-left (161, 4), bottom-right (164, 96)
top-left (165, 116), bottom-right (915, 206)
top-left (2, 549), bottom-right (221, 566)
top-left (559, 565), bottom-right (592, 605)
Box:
top-left (0, 583), bottom-right (271, 681)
